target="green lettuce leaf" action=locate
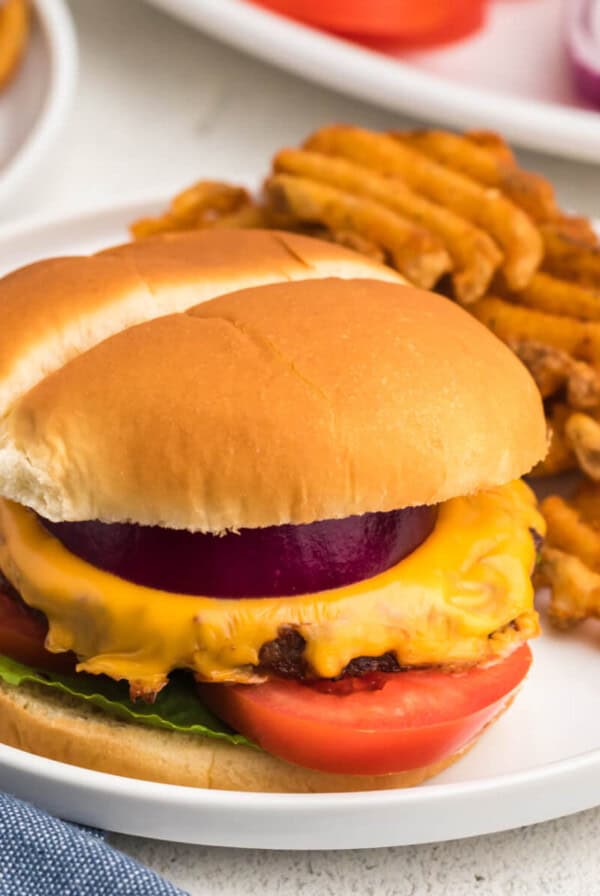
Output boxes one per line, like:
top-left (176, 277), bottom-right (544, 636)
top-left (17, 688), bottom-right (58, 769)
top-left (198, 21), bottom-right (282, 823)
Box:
top-left (0, 653), bottom-right (256, 749)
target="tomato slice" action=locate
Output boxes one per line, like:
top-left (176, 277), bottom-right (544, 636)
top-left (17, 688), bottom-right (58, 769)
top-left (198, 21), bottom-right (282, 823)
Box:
top-left (250, 0), bottom-right (487, 45)
top-left (199, 645), bottom-right (531, 775)
top-left (0, 589), bottom-right (75, 673)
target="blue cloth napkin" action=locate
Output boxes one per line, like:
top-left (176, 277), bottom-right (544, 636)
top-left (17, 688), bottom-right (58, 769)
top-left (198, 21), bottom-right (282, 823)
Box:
top-left (0, 793), bottom-right (188, 896)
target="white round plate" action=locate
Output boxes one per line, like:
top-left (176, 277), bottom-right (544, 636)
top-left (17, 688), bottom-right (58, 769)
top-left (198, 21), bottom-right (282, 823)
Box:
top-left (0, 200), bottom-right (600, 849)
top-left (0, 0), bottom-right (77, 208)
top-left (142, 0), bottom-right (600, 163)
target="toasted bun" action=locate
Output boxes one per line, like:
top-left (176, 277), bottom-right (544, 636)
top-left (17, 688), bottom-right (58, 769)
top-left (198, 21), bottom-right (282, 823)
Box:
top-left (0, 262), bottom-right (545, 531)
top-left (0, 679), bottom-right (495, 792)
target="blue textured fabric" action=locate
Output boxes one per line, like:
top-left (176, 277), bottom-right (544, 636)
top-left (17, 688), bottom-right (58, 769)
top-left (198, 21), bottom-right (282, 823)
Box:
top-left (0, 793), bottom-right (188, 896)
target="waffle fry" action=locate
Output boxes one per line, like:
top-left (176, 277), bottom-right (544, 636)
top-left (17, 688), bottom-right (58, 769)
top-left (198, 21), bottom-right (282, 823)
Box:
top-left (470, 296), bottom-right (600, 361)
top-left (566, 363), bottom-right (600, 410)
top-left (265, 174), bottom-right (450, 288)
top-left (546, 215), bottom-right (599, 247)
top-left (565, 413), bottom-right (600, 481)
top-left (304, 125), bottom-right (543, 291)
top-left (542, 496), bottom-right (600, 569)
top-left (0, 0), bottom-right (29, 90)
top-left (538, 547), bottom-right (600, 629)
top-left (501, 272), bottom-right (600, 322)
top-left (131, 182), bottom-right (256, 239)
top-left (465, 130), bottom-right (516, 166)
top-left (509, 340), bottom-right (571, 399)
top-left (209, 205), bottom-right (273, 230)
top-left (541, 223), bottom-right (600, 289)
top-left (308, 227), bottom-right (386, 263)
top-left (538, 485), bottom-right (600, 629)
top-left (572, 481), bottom-right (600, 528)
top-left (400, 129), bottom-right (558, 223)
top-left (509, 340), bottom-right (600, 410)
top-left (273, 148), bottom-right (500, 303)
top-left (530, 403), bottom-right (575, 477)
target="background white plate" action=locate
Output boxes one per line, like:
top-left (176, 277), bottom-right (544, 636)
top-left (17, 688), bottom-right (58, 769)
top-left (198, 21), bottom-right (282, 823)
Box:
top-left (142, 0), bottom-right (600, 163)
top-left (0, 200), bottom-right (599, 849)
top-left (0, 0), bottom-right (77, 210)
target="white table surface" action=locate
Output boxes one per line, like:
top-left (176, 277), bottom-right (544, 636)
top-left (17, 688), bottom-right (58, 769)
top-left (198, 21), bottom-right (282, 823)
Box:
top-left (8, 0), bottom-right (600, 892)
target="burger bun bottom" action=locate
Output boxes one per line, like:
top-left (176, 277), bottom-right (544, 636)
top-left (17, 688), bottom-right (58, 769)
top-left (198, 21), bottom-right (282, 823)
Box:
top-left (0, 679), bottom-right (511, 793)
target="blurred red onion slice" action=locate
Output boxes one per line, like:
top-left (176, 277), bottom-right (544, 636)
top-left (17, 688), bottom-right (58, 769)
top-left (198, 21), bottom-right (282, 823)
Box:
top-left (566, 0), bottom-right (600, 108)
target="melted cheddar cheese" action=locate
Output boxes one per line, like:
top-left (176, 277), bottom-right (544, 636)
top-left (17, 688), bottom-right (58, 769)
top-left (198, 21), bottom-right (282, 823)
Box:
top-left (0, 481), bottom-right (544, 691)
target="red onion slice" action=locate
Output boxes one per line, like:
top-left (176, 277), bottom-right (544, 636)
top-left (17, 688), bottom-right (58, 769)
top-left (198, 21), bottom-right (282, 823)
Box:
top-left (41, 505), bottom-right (437, 598)
top-left (566, 0), bottom-right (600, 108)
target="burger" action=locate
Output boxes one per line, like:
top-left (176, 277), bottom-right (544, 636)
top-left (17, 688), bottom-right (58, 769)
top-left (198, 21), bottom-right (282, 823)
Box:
top-left (0, 229), bottom-right (546, 793)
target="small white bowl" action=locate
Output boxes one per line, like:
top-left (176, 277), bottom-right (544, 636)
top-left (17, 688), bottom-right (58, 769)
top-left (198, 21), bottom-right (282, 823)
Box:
top-left (0, 0), bottom-right (77, 208)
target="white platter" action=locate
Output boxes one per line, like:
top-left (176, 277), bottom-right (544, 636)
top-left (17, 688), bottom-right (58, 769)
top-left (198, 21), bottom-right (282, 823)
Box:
top-left (0, 200), bottom-right (600, 849)
top-left (143, 0), bottom-right (600, 163)
top-left (0, 0), bottom-right (77, 209)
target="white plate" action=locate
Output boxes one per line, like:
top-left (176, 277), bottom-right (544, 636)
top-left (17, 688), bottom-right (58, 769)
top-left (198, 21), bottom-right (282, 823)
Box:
top-left (142, 0), bottom-right (600, 163)
top-left (0, 200), bottom-right (600, 849)
top-left (0, 0), bottom-right (77, 208)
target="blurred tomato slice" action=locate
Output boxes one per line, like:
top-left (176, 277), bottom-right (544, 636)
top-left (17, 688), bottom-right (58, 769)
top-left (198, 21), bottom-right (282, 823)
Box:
top-left (0, 589), bottom-right (76, 673)
top-left (250, 0), bottom-right (488, 46)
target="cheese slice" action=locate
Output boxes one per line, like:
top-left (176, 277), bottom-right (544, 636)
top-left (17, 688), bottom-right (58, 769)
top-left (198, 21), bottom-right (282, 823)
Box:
top-left (0, 481), bottom-right (544, 691)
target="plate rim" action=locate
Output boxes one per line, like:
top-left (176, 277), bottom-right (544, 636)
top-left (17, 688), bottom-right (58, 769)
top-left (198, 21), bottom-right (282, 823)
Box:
top-left (0, 197), bottom-right (599, 846)
top-left (142, 0), bottom-right (600, 163)
top-left (0, 194), bottom-right (163, 243)
top-left (1, 727), bottom-right (599, 810)
top-left (0, 0), bottom-right (78, 205)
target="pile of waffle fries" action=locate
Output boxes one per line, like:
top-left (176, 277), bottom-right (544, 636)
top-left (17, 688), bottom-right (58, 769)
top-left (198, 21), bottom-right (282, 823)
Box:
top-left (131, 124), bottom-right (600, 633)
